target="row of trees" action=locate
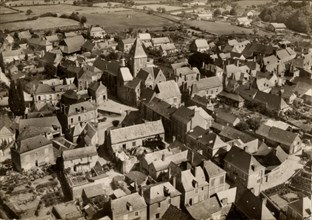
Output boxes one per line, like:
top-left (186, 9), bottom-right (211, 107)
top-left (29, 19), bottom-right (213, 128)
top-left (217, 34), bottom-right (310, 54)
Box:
top-left (259, 2), bottom-right (311, 34)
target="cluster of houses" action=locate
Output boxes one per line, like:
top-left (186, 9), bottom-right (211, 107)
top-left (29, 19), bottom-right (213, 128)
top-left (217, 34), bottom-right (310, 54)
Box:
top-left (0, 21), bottom-right (311, 220)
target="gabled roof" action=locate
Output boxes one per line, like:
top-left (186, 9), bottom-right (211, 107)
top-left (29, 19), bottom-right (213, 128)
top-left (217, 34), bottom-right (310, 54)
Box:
top-left (83, 184), bottom-right (105, 198)
top-left (60, 35), bottom-right (85, 53)
top-left (0, 114), bottom-right (13, 134)
top-left (19, 116), bottom-right (61, 131)
top-left (138, 33), bottom-right (151, 41)
top-left (270, 23), bottom-right (286, 29)
top-left (90, 26), bottom-right (105, 33)
top-left (224, 146), bottom-right (263, 174)
top-left (34, 83), bottom-right (54, 94)
top-left (145, 97), bottom-right (177, 119)
top-left (219, 126), bottom-right (255, 143)
top-left (119, 67), bottom-right (133, 82)
top-left (110, 120), bottom-right (164, 144)
top-left (17, 134), bottom-right (51, 153)
top-left (236, 190), bottom-right (276, 219)
top-left (253, 91), bottom-right (289, 111)
top-left (180, 166), bottom-right (208, 191)
top-left (155, 80), bottom-right (181, 100)
top-left (152, 37), bottom-right (170, 45)
top-left (81, 39), bottom-right (95, 51)
top-left (162, 205), bottom-right (194, 220)
top-left (143, 182), bottom-right (181, 204)
top-left (194, 39), bottom-right (209, 49)
top-left (276, 49), bottom-right (290, 60)
top-left (185, 196), bottom-right (222, 219)
top-left (111, 192), bottom-right (146, 216)
top-left (160, 43), bottom-right (176, 51)
top-left (129, 38), bottom-right (147, 59)
top-left (62, 146), bottom-right (97, 161)
top-left (137, 67), bottom-right (164, 81)
top-left (203, 160), bottom-right (226, 178)
top-left (125, 77), bottom-right (141, 89)
top-left (65, 101), bottom-right (96, 116)
top-left (192, 76), bottom-right (222, 93)
top-left (288, 197), bottom-right (312, 218)
top-left (172, 106), bottom-right (194, 124)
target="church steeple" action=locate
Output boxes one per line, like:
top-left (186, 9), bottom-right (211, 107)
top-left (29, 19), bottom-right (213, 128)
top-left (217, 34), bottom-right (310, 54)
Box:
top-left (128, 38), bottom-right (148, 77)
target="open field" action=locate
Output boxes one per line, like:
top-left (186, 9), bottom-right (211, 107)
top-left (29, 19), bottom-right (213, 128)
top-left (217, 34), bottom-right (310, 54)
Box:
top-left (93, 2), bottom-right (123, 7)
top-left (82, 10), bottom-right (173, 32)
top-left (235, 0), bottom-right (272, 8)
top-left (0, 6), bottom-right (19, 14)
top-left (134, 0), bottom-right (162, 4)
top-left (133, 4), bottom-right (184, 11)
top-left (5, 0), bottom-right (65, 6)
top-left (0, 17), bottom-right (79, 31)
top-left (184, 20), bottom-right (272, 36)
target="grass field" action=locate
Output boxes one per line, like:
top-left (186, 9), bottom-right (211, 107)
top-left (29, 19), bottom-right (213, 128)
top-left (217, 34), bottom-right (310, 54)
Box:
top-left (0, 6), bottom-right (18, 14)
top-left (0, 17), bottom-right (79, 31)
top-left (184, 20), bottom-right (272, 36)
top-left (235, 0), bottom-right (272, 8)
top-left (81, 10), bottom-right (173, 32)
top-left (133, 4), bottom-right (184, 11)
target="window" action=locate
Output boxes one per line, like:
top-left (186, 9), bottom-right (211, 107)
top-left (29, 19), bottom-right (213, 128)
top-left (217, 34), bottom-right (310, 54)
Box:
top-left (220, 176), bottom-right (224, 184)
top-left (71, 118), bottom-right (73, 124)
top-left (158, 202), bottom-right (161, 208)
top-left (78, 116), bottom-right (81, 121)
top-left (156, 213), bottom-right (160, 219)
top-left (211, 179), bottom-right (215, 186)
top-left (38, 96), bottom-right (41, 101)
top-left (135, 212), bottom-right (139, 216)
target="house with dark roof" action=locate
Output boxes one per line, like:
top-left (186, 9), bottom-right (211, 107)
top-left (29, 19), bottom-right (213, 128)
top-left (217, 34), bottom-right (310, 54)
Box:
top-left (185, 126), bottom-right (229, 160)
top-left (191, 76), bottom-right (222, 99)
top-left (118, 38), bottom-right (135, 52)
top-left (143, 182), bottom-right (181, 220)
top-left (293, 78), bottom-right (312, 105)
top-left (235, 189), bottom-right (276, 219)
top-left (142, 97), bottom-right (176, 139)
top-left (224, 146), bottom-right (265, 195)
top-left (218, 91), bottom-right (244, 108)
top-left (61, 101), bottom-right (97, 130)
top-left (52, 202), bottom-right (84, 220)
top-left (81, 39), bottom-right (95, 52)
top-left (162, 205), bottom-right (194, 220)
top-left (172, 106), bottom-right (213, 141)
top-left (62, 146), bottom-right (98, 173)
top-left (11, 134), bottom-right (55, 171)
top-left (88, 81), bottom-right (107, 106)
top-left (110, 192), bottom-right (147, 220)
top-left (252, 91), bottom-right (291, 113)
top-left (255, 124), bottom-right (302, 154)
top-left (286, 196), bottom-right (311, 220)
top-left (215, 111), bottom-right (241, 127)
top-left (136, 67), bottom-right (166, 90)
top-left (174, 66), bottom-right (200, 91)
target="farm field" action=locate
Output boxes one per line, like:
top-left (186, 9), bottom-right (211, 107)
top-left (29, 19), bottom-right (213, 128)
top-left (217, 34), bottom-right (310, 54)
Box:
top-left (0, 6), bottom-right (19, 14)
top-left (133, 4), bottom-right (184, 11)
top-left (5, 0), bottom-right (66, 6)
top-left (235, 0), bottom-right (271, 7)
top-left (0, 17), bottom-right (79, 31)
top-left (81, 10), bottom-right (173, 32)
top-left (184, 20), bottom-right (272, 36)
top-left (134, 0), bottom-right (162, 4)
top-left (93, 2), bottom-right (123, 7)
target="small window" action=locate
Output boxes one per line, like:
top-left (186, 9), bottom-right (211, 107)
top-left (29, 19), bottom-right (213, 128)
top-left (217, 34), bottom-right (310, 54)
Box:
top-left (132, 141), bottom-right (136, 147)
top-left (158, 202), bottom-right (161, 208)
top-left (156, 213), bottom-right (160, 219)
top-left (135, 211), bottom-right (139, 216)
top-left (78, 116), bottom-right (81, 121)
top-left (71, 118), bottom-right (73, 124)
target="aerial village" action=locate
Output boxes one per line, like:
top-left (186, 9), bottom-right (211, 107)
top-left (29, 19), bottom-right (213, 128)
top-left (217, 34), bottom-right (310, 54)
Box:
top-left (0, 4), bottom-right (312, 219)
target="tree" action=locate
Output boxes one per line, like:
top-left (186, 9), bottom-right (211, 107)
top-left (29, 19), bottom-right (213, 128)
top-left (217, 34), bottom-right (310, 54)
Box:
top-left (235, 121), bottom-right (249, 131)
top-left (246, 118), bottom-right (260, 130)
top-left (213, 9), bottom-right (221, 17)
top-left (8, 81), bottom-right (25, 116)
top-left (107, 2), bottom-right (112, 8)
top-left (26, 9), bottom-right (33, 15)
top-left (229, 8), bottom-right (237, 16)
top-left (80, 16), bottom-right (87, 24)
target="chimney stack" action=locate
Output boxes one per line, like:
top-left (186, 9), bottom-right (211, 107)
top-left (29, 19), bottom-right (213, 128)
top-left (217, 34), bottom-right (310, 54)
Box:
top-left (161, 153), bottom-right (166, 161)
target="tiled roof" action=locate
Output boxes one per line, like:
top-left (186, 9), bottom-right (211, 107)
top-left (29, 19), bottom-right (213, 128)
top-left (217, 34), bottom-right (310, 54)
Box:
top-left (145, 97), bottom-right (177, 119)
top-left (17, 134), bottom-right (51, 153)
top-left (65, 101), bottom-right (96, 116)
top-left (110, 120), bottom-right (164, 144)
top-left (62, 146), bottom-right (97, 161)
top-left (203, 160), bottom-right (226, 177)
top-left (155, 80), bottom-right (181, 100)
top-left (19, 116), bottom-right (61, 131)
top-left (111, 192), bottom-right (146, 216)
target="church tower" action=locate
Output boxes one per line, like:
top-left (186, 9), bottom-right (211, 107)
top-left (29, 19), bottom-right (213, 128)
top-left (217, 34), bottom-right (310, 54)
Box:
top-left (128, 38), bottom-right (148, 77)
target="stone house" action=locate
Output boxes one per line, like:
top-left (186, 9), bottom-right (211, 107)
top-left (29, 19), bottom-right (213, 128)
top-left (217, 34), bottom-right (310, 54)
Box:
top-left (190, 39), bottom-right (210, 52)
top-left (224, 146), bottom-right (265, 195)
top-left (61, 101), bottom-right (97, 130)
top-left (88, 81), bottom-right (107, 106)
top-left (11, 134), bottom-right (55, 171)
top-left (171, 106), bottom-right (213, 141)
top-left (118, 38), bottom-right (135, 53)
top-left (202, 160), bottom-right (226, 197)
top-left (128, 38), bottom-right (148, 77)
top-left (191, 76), bottom-right (223, 99)
top-left (154, 80), bottom-right (181, 108)
top-left (110, 192), bottom-right (147, 220)
top-left (108, 120), bottom-right (165, 157)
top-left (143, 182), bottom-right (181, 220)
top-left (77, 70), bottom-right (98, 91)
top-left (174, 66), bottom-right (200, 91)
top-left (90, 26), bottom-right (106, 39)
top-left (136, 67), bottom-right (166, 90)
top-left (59, 35), bottom-right (85, 54)
top-left (32, 83), bottom-right (63, 106)
top-left (62, 146), bottom-right (98, 173)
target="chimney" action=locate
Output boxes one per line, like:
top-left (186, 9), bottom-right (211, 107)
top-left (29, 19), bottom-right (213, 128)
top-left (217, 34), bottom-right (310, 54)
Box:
top-left (138, 185), bottom-right (144, 196)
top-left (126, 202), bottom-right (133, 212)
top-left (120, 58), bottom-right (126, 67)
top-left (134, 181), bottom-right (139, 192)
top-left (161, 153), bottom-right (166, 161)
top-left (172, 176), bottom-right (176, 188)
top-left (164, 186), bottom-right (170, 197)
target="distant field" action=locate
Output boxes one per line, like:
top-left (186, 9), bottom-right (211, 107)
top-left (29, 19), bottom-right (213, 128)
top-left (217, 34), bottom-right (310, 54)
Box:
top-left (134, 0), bottom-right (161, 4)
top-left (184, 20), bottom-right (259, 35)
top-left (0, 13), bottom-right (27, 23)
top-left (5, 0), bottom-right (64, 6)
top-left (93, 2), bottom-right (123, 7)
top-left (82, 10), bottom-right (174, 32)
top-left (0, 6), bottom-right (18, 14)
top-left (133, 4), bottom-right (184, 11)
top-left (0, 17), bottom-right (79, 31)
top-left (235, 0), bottom-right (274, 7)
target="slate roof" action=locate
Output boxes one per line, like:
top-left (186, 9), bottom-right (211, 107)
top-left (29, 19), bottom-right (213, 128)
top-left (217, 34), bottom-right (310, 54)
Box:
top-left (152, 37), bottom-right (170, 45)
top-left (0, 114), bottom-right (13, 133)
top-left (17, 134), bottom-right (51, 153)
top-left (219, 126), bottom-right (255, 143)
top-left (34, 84), bottom-right (54, 94)
top-left (186, 196), bottom-right (222, 219)
top-left (224, 146), bottom-right (263, 174)
top-left (60, 35), bottom-right (85, 54)
top-left (62, 146), bottom-right (97, 161)
top-left (110, 120), bottom-right (164, 144)
top-left (81, 40), bottom-right (95, 51)
top-left (65, 101), bottom-right (96, 116)
top-left (235, 189), bottom-right (275, 220)
top-left (19, 116), bottom-right (61, 131)
top-left (145, 97), bottom-right (177, 119)
top-left (83, 184), bottom-right (105, 198)
top-left (192, 76), bottom-right (222, 93)
top-left (111, 192), bottom-right (146, 216)
top-left (162, 205), bottom-right (194, 220)
top-left (125, 77), bottom-right (141, 89)
top-left (137, 67), bottom-right (164, 81)
top-left (172, 106), bottom-right (194, 124)
top-left (253, 91), bottom-right (289, 111)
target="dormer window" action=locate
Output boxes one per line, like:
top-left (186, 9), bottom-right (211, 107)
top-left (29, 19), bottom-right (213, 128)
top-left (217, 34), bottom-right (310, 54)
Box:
top-left (126, 202), bottom-right (133, 211)
top-left (251, 164), bottom-right (255, 171)
top-left (192, 179), bottom-right (198, 188)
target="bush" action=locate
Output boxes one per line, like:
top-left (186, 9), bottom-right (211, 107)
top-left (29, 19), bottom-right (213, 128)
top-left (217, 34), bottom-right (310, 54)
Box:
top-left (40, 12), bottom-right (57, 17)
top-left (26, 9), bottom-right (33, 15)
top-left (235, 121), bottom-right (249, 131)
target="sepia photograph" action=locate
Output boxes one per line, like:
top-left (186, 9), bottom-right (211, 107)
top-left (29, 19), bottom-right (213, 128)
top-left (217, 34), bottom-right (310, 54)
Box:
top-left (0, 0), bottom-right (311, 219)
